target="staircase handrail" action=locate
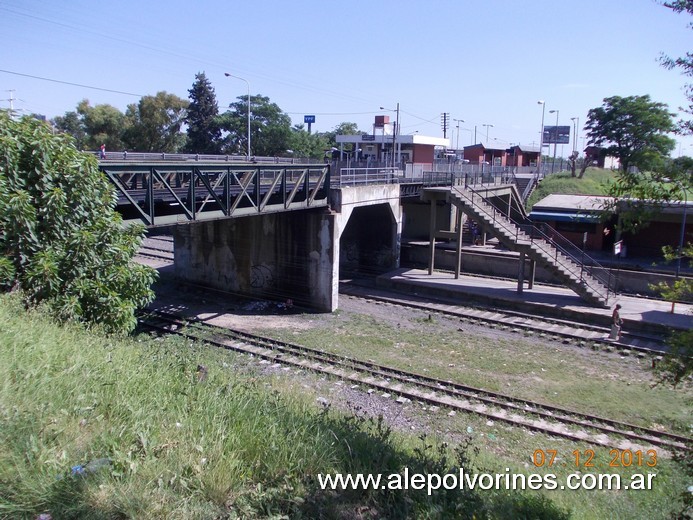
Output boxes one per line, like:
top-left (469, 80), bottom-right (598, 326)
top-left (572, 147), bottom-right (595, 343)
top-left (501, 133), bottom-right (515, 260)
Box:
top-left (520, 172), bottom-right (539, 202)
top-left (455, 186), bottom-right (614, 303)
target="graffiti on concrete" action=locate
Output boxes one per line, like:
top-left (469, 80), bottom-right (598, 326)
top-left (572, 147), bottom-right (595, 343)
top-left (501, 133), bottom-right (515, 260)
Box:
top-left (250, 264), bottom-right (275, 289)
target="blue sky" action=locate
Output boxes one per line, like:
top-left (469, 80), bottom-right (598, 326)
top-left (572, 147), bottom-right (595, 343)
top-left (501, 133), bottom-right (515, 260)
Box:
top-left (1, 0), bottom-right (692, 156)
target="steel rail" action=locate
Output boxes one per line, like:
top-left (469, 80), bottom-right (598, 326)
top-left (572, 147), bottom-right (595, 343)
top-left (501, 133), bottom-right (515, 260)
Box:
top-left (138, 309), bottom-right (690, 452)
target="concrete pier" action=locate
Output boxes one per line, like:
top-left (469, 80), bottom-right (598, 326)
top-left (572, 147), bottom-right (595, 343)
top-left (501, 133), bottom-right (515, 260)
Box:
top-left (173, 183), bottom-right (402, 311)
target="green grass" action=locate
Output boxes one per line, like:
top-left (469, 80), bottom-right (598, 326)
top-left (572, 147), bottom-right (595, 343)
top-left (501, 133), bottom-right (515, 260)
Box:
top-left (259, 311), bottom-right (691, 435)
top-left (251, 309), bottom-right (691, 517)
top-left (1, 293), bottom-right (581, 519)
top-left (526, 168), bottom-right (616, 210)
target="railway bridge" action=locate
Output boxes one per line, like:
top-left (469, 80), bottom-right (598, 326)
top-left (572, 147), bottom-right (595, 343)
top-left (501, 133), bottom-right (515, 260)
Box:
top-left (102, 157), bottom-right (614, 311)
top-left (102, 159), bottom-right (402, 311)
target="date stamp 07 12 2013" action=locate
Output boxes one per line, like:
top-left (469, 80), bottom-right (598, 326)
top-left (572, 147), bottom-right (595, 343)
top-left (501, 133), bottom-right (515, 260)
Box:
top-left (532, 448), bottom-right (657, 469)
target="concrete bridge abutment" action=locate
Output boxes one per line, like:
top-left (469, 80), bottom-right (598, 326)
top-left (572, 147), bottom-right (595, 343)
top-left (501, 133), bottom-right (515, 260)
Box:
top-left (172, 183), bottom-right (402, 312)
top-left (174, 208), bottom-right (337, 311)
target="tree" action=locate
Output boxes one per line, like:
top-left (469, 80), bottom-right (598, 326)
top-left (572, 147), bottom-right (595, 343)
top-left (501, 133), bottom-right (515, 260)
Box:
top-left (318, 122), bottom-right (363, 155)
top-left (584, 95), bottom-right (676, 174)
top-left (660, 0), bottom-right (693, 135)
top-left (0, 114), bottom-right (157, 333)
top-left (75, 99), bottom-right (128, 151)
top-left (217, 94), bottom-right (292, 157)
top-left (185, 72), bottom-right (221, 154)
top-left (288, 125), bottom-right (330, 159)
top-left (52, 110), bottom-right (86, 149)
top-left (123, 92), bottom-right (187, 152)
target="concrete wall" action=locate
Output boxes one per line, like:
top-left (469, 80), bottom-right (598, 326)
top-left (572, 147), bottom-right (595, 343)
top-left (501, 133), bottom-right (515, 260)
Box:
top-left (174, 209), bottom-right (337, 311)
top-left (402, 200), bottom-right (455, 240)
top-left (331, 184), bottom-right (402, 274)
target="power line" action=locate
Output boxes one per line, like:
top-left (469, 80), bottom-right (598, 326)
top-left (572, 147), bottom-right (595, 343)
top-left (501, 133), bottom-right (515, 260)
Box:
top-left (0, 69), bottom-right (143, 97)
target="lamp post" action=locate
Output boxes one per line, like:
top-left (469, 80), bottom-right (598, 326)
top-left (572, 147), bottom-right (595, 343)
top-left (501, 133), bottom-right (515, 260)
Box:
top-left (549, 109), bottom-right (559, 173)
top-left (224, 72), bottom-right (251, 161)
top-left (453, 118), bottom-right (464, 150)
top-left (570, 117), bottom-right (579, 154)
top-left (482, 123), bottom-right (494, 145)
top-left (537, 101), bottom-right (546, 176)
top-left (380, 103), bottom-right (400, 167)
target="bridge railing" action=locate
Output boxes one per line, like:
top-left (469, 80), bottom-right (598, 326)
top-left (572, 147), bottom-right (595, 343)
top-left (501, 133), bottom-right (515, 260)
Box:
top-left (419, 171), bottom-right (516, 188)
top-left (336, 167), bottom-right (403, 187)
top-left (96, 151), bottom-right (325, 164)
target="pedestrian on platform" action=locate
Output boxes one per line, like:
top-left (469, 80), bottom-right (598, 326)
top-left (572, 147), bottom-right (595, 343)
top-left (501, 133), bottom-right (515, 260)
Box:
top-left (610, 304), bottom-right (623, 340)
top-left (100, 143), bottom-right (106, 159)
top-left (471, 221), bottom-right (480, 245)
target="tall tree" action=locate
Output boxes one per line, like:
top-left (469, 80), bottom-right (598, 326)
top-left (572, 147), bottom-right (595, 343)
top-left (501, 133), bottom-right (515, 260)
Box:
top-left (217, 94), bottom-right (292, 157)
top-left (0, 114), bottom-right (156, 333)
top-left (123, 91), bottom-right (187, 152)
top-left (289, 125), bottom-right (330, 159)
top-left (185, 72), bottom-right (221, 154)
top-left (52, 110), bottom-right (86, 149)
top-left (660, 0), bottom-right (693, 135)
top-left (320, 122), bottom-right (363, 153)
top-left (75, 99), bottom-right (128, 151)
top-left (584, 95), bottom-right (676, 174)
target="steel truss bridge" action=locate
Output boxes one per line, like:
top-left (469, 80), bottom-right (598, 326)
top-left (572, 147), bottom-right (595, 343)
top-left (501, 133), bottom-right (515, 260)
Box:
top-left (100, 161), bottom-right (330, 226)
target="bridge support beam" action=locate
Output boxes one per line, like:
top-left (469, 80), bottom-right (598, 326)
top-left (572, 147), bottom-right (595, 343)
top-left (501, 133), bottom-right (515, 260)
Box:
top-left (173, 209), bottom-right (337, 311)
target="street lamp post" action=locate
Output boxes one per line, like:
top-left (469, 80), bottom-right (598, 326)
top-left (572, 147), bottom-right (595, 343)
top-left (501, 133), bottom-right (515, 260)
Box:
top-left (483, 123), bottom-right (494, 145)
top-left (224, 72), bottom-right (251, 161)
top-left (537, 101), bottom-right (546, 176)
top-left (549, 109), bottom-right (559, 173)
top-left (570, 117), bottom-right (579, 154)
top-left (453, 118), bottom-right (464, 150)
top-left (380, 103), bottom-right (400, 167)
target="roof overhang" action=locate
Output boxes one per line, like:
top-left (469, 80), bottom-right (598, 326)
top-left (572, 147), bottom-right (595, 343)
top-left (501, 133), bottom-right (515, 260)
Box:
top-left (529, 211), bottom-right (601, 223)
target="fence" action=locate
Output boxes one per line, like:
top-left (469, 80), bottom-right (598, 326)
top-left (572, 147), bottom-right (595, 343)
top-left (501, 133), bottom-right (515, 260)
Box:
top-left (336, 168), bottom-right (403, 187)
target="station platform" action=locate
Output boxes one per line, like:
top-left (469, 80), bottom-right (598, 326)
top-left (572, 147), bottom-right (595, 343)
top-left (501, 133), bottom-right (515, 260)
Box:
top-left (376, 268), bottom-right (693, 335)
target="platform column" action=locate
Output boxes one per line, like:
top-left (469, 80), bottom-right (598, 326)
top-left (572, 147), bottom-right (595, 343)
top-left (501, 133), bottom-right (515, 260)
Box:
top-left (428, 199), bottom-right (437, 275)
top-left (455, 209), bottom-right (463, 279)
top-left (528, 259), bottom-right (536, 290)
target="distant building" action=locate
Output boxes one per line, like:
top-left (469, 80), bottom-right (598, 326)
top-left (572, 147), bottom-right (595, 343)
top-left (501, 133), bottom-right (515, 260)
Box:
top-left (462, 143), bottom-right (508, 166)
top-left (335, 116), bottom-right (449, 166)
top-left (584, 146), bottom-right (620, 170)
top-left (529, 194), bottom-right (691, 257)
top-left (507, 145), bottom-right (541, 167)
top-left (462, 143), bottom-right (540, 168)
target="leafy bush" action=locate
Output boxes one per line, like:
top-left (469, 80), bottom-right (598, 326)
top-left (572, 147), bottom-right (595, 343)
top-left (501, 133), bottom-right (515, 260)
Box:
top-left (0, 113), bottom-right (156, 332)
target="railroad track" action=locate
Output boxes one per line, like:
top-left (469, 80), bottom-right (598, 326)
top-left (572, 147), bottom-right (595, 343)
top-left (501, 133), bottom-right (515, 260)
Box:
top-left (136, 237), bottom-right (174, 263)
top-left (139, 308), bottom-right (690, 453)
top-left (339, 280), bottom-right (670, 356)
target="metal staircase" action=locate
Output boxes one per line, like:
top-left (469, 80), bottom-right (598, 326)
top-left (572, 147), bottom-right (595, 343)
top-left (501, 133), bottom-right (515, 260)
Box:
top-left (449, 186), bottom-right (614, 307)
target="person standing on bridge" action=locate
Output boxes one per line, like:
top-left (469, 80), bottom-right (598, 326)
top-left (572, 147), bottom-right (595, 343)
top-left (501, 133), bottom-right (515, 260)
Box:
top-left (100, 143), bottom-right (106, 159)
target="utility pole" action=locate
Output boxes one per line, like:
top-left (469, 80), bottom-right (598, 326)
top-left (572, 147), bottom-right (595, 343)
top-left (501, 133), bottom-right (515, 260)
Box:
top-left (4, 90), bottom-right (16, 118)
top-left (441, 112), bottom-right (450, 139)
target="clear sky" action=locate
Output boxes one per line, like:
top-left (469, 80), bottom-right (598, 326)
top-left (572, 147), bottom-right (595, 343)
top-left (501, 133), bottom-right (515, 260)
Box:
top-left (1, 0), bottom-right (692, 157)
